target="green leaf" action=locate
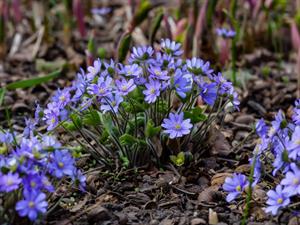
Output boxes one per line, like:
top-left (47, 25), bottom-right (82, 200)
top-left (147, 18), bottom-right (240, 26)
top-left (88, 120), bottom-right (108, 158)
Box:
top-left (150, 8), bottom-right (164, 44)
top-left (132, 0), bottom-right (152, 28)
top-left (118, 33), bottom-right (132, 62)
top-left (119, 134), bottom-right (138, 146)
top-left (6, 70), bottom-right (61, 90)
top-left (184, 107), bottom-right (207, 124)
top-left (145, 119), bottom-right (161, 138)
top-left (83, 110), bottom-right (101, 126)
top-left (0, 88), bottom-right (6, 107)
top-left (70, 113), bottom-right (82, 129)
top-left (62, 121), bottom-right (77, 131)
top-left (170, 152), bottom-right (185, 167)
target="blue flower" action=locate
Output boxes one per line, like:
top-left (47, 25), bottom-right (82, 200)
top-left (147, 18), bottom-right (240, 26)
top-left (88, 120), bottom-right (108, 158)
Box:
top-left (129, 46), bottom-right (154, 63)
top-left (186, 57), bottom-right (213, 76)
top-left (199, 82), bottom-right (217, 106)
top-left (15, 190), bottom-right (48, 221)
top-left (287, 126), bottom-right (300, 160)
top-left (49, 150), bottom-right (75, 178)
top-left (43, 102), bottom-right (60, 131)
top-left (162, 112), bottom-right (193, 139)
top-left (87, 76), bottom-right (113, 97)
top-left (216, 28), bottom-right (236, 38)
top-left (265, 185), bottom-right (290, 215)
top-left (173, 69), bottom-right (193, 98)
top-left (115, 78), bottom-right (136, 96)
top-left (256, 119), bottom-right (268, 138)
top-left (0, 172), bottom-right (22, 192)
top-left (87, 59), bottom-right (101, 80)
top-left (148, 65), bottom-right (170, 81)
top-left (223, 173), bottom-right (249, 202)
top-left (118, 63), bottom-right (142, 77)
top-left (143, 79), bottom-right (161, 103)
top-left (281, 163), bottom-right (300, 197)
top-left (100, 94), bottom-right (123, 113)
top-left (160, 39), bottom-right (183, 56)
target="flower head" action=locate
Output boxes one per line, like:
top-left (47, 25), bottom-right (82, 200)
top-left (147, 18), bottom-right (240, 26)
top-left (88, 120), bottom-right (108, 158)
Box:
top-left (265, 185), bottom-right (290, 215)
top-left (143, 79), bottom-right (161, 103)
top-left (49, 150), bottom-right (75, 178)
top-left (87, 59), bottom-right (101, 80)
top-left (281, 163), bottom-right (300, 196)
top-left (16, 190), bottom-right (48, 221)
top-left (162, 112), bottom-right (193, 139)
top-left (160, 39), bottom-right (183, 56)
top-left (100, 94), bottom-right (123, 113)
top-left (199, 82), bottom-right (217, 106)
top-left (115, 78), bottom-right (136, 96)
top-left (216, 28), bottom-right (236, 38)
top-left (0, 172), bottom-right (22, 192)
top-left (186, 57), bottom-right (213, 77)
top-left (223, 173), bottom-right (249, 202)
top-left (173, 69), bottom-right (193, 98)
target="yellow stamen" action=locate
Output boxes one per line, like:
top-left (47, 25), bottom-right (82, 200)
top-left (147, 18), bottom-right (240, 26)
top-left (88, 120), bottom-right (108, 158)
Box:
top-left (277, 198), bottom-right (283, 204)
top-left (236, 185), bottom-right (241, 192)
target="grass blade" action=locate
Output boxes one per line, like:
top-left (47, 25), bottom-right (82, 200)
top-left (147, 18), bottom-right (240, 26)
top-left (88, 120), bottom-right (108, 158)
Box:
top-left (6, 69), bottom-right (61, 90)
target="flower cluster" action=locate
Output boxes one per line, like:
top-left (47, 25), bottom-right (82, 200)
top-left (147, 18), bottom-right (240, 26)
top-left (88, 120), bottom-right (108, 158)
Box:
top-left (38, 39), bottom-right (238, 167)
top-left (216, 28), bottom-right (236, 38)
top-left (223, 100), bottom-right (300, 216)
top-left (0, 128), bottom-right (85, 222)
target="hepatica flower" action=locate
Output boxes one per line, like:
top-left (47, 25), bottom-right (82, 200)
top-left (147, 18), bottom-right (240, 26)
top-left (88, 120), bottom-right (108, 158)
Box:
top-left (199, 82), bottom-right (217, 106)
top-left (129, 46), bottom-right (154, 63)
top-left (16, 190), bottom-right (48, 221)
top-left (88, 76), bottom-right (113, 97)
top-left (223, 173), bottom-right (249, 202)
top-left (143, 79), bottom-right (161, 103)
top-left (87, 59), bottom-right (101, 80)
top-left (265, 185), bottom-right (290, 215)
top-left (216, 28), bottom-right (236, 38)
top-left (0, 172), bottom-right (22, 192)
top-left (186, 57), bottom-right (213, 77)
top-left (173, 69), bottom-right (192, 98)
top-left (162, 112), bottom-right (192, 139)
top-left (116, 78), bottom-right (136, 96)
top-left (287, 126), bottom-right (300, 160)
top-left (160, 38), bottom-right (183, 56)
top-left (281, 163), bottom-right (300, 196)
top-left (100, 94), bottom-right (123, 113)
top-left (49, 150), bottom-right (75, 178)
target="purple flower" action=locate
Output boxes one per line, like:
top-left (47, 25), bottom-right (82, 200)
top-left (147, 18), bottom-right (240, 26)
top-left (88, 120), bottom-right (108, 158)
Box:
top-left (0, 172), bottom-right (22, 192)
top-left (143, 79), bottom-right (161, 103)
top-left (115, 78), bottom-right (136, 96)
top-left (162, 112), bottom-right (193, 139)
top-left (216, 28), bottom-right (236, 38)
top-left (52, 88), bottom-right (71, 108)
top-left (23, 173), bottom-right (43, 191)
top-left (268, 110), bottom-right (285, 137)
top-left (293, 100), bottom-right (300, 125)
top-left (148, 66), bottom-right (170, 81)
top-left (186, 57), bottom-right (214, 77)
top-left (23, 118), bottom-right (36, 138)
top-left (256, 119), bottom-right (268, 138)
top-left (91, 7), bottom-right (111, 15)
top-left (287, 126), bottom-right (300, 160)
top-left (43, 102), bottom-right (60, 131)
top-left (72, 169), bottom-right (86, 191)
top-left (100, 94), bottom-right (123, 113)
top-left (281, 163), bottom-right (300, 196)
top-left (0, 131), bottom-right (14, 144)
top-left (87, 76), bottom-right (113, 97)
top-left (129, 46), bottom-right (154, 63)
top-left (199, 82), bottom-right (217, 106)
top-left (265, 185), bottom-right (290, 215)
top-left (15, 190), bottom-right (48, 221)
top-left (213, 72), bottom-right (234, 95)
top-left (34, 102), bottom-right (43, 122)
top-left (119, 63), bottom-right (142, 77)
top-left (87, 59), bottom-right (101, 80)
top-left (72, 69), bottom-right (88, 102)
top-left (160, 39), bottom-right (183, 56)
top-left (173, 69), bottom-right (192, 98)
top-left (222, 173), bottom-right (249, 202)
top-left (49, 150), bottom-right (75, 178)
top-left (153, 52), bottom-right (176, 68)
